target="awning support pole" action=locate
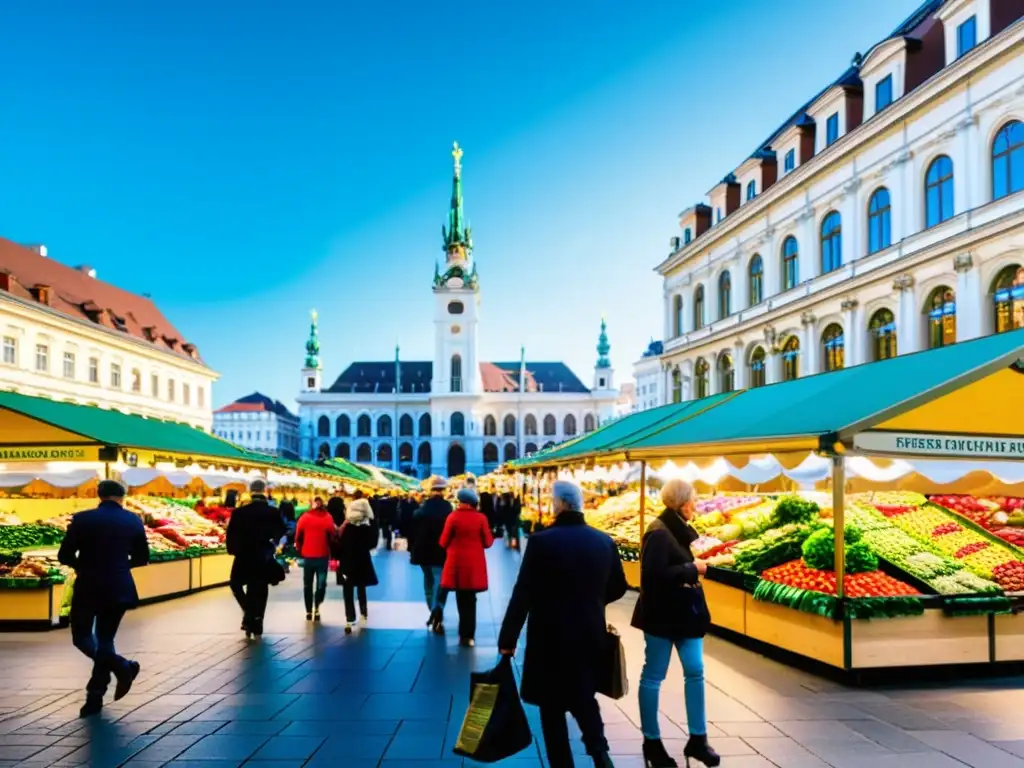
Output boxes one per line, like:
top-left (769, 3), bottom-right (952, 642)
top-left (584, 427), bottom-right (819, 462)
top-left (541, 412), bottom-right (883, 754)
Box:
top-left (832, 454), bottom-right (846, 599)
top-left (104, 462), bottom-right (111, 481)
top-left (639, 461), bottom-right (647, 539)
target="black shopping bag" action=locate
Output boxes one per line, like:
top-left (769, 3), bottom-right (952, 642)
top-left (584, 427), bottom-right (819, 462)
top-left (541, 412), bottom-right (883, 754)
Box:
top-left (452, 656), bottom-right (533, 762)
top-left (596, 624), bottom-right (628, 700)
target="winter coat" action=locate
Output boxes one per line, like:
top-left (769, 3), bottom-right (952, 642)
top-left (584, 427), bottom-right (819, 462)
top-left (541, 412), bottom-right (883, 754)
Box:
top-left (333, 521), bottom-right (379, 587)
top-left (630, 509), bottom-right (711, 640)
top-left (225, 497), bottom-right (286, 578)
top-left (479, 492), bottom-right (496, 528)
top-left (409, 495), bottom-right (452, 567)
top-left (295, 508), bottom-right (335, 559)
top-left (498, 511), bottom-right (627, 707)
top-left (326, 497), bottom-right (346, 527)
top-left (439, 505), bottom-right (494, 592)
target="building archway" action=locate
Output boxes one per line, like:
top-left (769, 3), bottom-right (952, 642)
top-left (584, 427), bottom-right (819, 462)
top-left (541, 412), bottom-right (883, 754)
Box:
top-left (377, 443), bottom-right (393, 466)
top-left (447, 443), bottom-right (466, 477)
top-left (334, 442), bottom-right (350, 459)
top-left (483, 442), bottom-right (499, 464)
top-left (417, 441), bottom-right (432, 467)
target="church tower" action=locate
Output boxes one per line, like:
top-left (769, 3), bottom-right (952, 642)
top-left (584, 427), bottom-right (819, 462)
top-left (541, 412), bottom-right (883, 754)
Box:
top-left (593, 316), bottom-right (614, 392)
top-left (432, 142), bottom-right (482, 395)
top-left (301, 309), bottom-right (322, 393)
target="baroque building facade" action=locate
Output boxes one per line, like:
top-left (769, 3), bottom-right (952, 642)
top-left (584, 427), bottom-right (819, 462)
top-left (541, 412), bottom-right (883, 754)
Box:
top-left (296, 144), bottom-right (618, 478)
top-left (649, 0), bottom-right (1024, 404)
top-left (214, 393), bottom-right (300, 459)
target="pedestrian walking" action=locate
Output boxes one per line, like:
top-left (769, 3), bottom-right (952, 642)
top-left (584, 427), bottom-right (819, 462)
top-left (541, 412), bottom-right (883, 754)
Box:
top-left (398, 493), bottom-right (417, 539)
top-left (335, 498), bottom-right (379, 634)
top-left (631, 479), bottom-right (718, 768)
top-left (479, 485), bottom-right (496, 534)
top-left (379, 494), bottom-right (398, 550)
top-left (504, 491), bottom-right (522, 548)
top-left (499, 481), bottom-right (627, 768)
top-left (436, 487), bottom-right (493, 646)
top-left (295, 497), bottom-right (336, 621)
top-left (57, 480), bottom-right (149, 718)
top-left (410, 476), bottom-right (452, 633)
top-left (326, 495), bottom-right (346, 526)
top-left (225, 479), bottom-right (286, 638)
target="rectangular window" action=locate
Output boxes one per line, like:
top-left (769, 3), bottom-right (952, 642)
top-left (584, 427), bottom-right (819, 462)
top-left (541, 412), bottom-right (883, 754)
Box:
top-left (2, 337), bottom-right (15, 365)
top-left (957, 15), bottom-right (977, 58)
top-left (63, 351), bottom-right (75, 379)
top-left (183, 383), bottom-right (191, 406)
top-left (168, 379), bottom-right (175, 402)
top-left (715, 207), bottom-right (722, 223)
top-left (151, 374), bottom-right (159, 397)
top-left (35, 344), bottom-right (48, 373)
top-left (110, 363), bottom-right (122, 389)
top-left (826, 113), bottom-right (840, 146)
top-left (784, 149), bottom-right (795, 173)
top-left (875, 75), bottom-right (893, 112)
top-left (198, 386), bottom-right (205, 408)
top-left (88, 357), bottom-right (99, 383)
top-left (131, 369), bottom-right (141, 393)
top-left (683, 228), bottom-right (692, 244)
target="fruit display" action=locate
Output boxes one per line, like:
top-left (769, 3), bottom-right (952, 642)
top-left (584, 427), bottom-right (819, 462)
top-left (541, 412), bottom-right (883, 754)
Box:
top-left (929, 495), bottom-right (1024, 547)
top-left (0, 522), bottom-right (64, 551)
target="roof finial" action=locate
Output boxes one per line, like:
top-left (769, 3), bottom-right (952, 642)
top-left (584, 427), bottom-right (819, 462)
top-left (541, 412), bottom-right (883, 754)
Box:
top-left (452, 141), bottom-right (463, 179)
top-left (596, 316), bottom-right (611, 369)
top-left (305, 308), bottom-right (321, 370)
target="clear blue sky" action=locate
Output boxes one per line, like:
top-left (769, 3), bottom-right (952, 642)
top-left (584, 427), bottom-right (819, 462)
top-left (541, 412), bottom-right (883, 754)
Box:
top-left (0, 0), bottom-right (924, 408)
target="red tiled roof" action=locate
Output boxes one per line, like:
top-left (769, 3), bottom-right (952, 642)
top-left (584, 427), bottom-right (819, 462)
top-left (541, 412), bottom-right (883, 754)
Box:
top-left (215, 402), bottom-right (266, 414)
top-left (479, 362), bottom-right (537, 393)
top-left (0, 238), bottom-right (205, 365)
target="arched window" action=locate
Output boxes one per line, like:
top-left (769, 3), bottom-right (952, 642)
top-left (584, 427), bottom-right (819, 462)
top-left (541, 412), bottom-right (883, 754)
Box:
top-left (821, 212), bottom-right (843, 273)
top-left (749, 347), bottom-right (766, 388)
top-left (417, 441), bottom-right (432, 465)
top-left (318, 442), bottom-right (331, 459)
top-left (524, 414), bottom-right (538, 435)
top-left (694, 358), bottom-right (709, 399)
top-left (504, 443), bottom-right (518, 462)
top-left (483, 442), bottom-right (499, 464)
top-left (450, 411), bottom-right (465, 436)
top-left (693, 285), bottom-right (705, 330)
top-left (317, 415), bottom-right (330, 437)
top-left (357, 415), bottom-right (371, 437)
top-left (749, 255), bottom-right (763, 306)
top-left (718, 354), bottom-right (734, 393)
top-left (399, 414), bottom-right (413, 436)
top-left (356, 442), bottom-right (372, 462)
top-left (822, 324), bottom-right (845, 372)
top-left (399, 442), bottom-right (413, 463)
top-left (450, 354), bottom-right (463, 393)
top-left (483, 415), bottom-right (497, 436)
top-left (377, 415), bottom-right (392, 437)
top-left (583, 413), bottom-right (596, 433)
top-left (543, 414), bottom-right (557, 435)
top-left (336, 414), bottom-right (351, 437)
top-left (718, 271), bottom-right (732, 319)
top-left (335, 442), bottom-right (350, 460)
top-left (377, 444), bottom-right (393, 465)
top-left (867, 188), bottom-right (891, 254)
top-left (525, 442), bottom-right (538, 455)
top-left (564, 414), bottom-right (577, 436)
top-left (503, 414), bottom-right (516, 436)
top-left (993, 265), bottom-right (1024, 334)
top-left (925, 156), bottom-right (954, 227)
top-left (671, 367), bottom-right (682, 403)
top-left (782, 236), bottom-right (799, 290)
top-left (993, 121), bottom-right (1024, 200)
top-left (673, 295), bottom-right (683, 336)
top-left (418, 413), bottom-right (432, 436)
top-left (926, 286), bottom-right (957, 348)
top-left (746, 180), bottom-right (757, 201)
top-left (782, 336), bottom-right (800, 381)
top-left (869, 309), bottom-right (898, 360)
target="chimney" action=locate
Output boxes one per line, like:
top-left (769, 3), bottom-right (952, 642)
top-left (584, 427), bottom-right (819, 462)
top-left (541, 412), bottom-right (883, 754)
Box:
top-left (24, 244), bottom-right (47, 257)
top-left (76, 265), bottom-right (97, 279)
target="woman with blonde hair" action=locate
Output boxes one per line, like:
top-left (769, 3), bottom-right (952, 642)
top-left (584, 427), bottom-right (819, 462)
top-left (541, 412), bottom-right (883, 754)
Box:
top-left (333, 498), bottom-right (379, 634)
top-left (631, 479), bottom-right (718, 768)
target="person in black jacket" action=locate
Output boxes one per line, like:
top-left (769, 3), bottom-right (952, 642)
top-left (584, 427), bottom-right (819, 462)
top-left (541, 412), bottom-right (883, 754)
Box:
top-left (410, 476), bottom-right (452, 632)
top-left (226, 479), bottom-right (286, 638)
top-left (631, 479), bottom-right (718, 768)
top-left (325, 495), bottom-right (345, 526)
top-left (499, 481), bottom-right (627, 768)
top-left (397, 494), bottom-right (418, 540)
top-left (334, 498), bottom-right (379, 633)
top-left (479, 486), bottom-right (496, 534)
top-left (57, 480), bottom-right (149, 718)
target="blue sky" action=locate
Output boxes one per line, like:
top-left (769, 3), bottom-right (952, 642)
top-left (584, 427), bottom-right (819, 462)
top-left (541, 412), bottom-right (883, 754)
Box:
top-left (0, 0), bottom-right (925, 408)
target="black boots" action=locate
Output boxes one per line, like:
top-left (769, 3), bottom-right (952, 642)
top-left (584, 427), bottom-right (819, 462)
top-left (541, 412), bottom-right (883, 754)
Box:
top-left (113, 661), bottom-right (140, 701)
top-left (592, 753), bottom-right (615, 768)
top-left (79, 695), bottom-right (102, 718)
top-left (683, 735), bottom-right (720, 767)
top-left (643, 739), bottom-right (678, 767)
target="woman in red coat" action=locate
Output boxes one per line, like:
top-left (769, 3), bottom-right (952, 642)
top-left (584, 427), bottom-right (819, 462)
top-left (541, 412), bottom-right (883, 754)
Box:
top-left (437, 487), bottom-right (494, 646)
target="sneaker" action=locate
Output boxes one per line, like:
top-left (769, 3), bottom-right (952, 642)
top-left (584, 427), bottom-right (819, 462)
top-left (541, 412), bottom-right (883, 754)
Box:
top-left (79, 696), bottom-right (103, 718)
top-left (344, 623), bottom-right (354, 635)
top-left (306, 612), bottom-right (313, 621)
top-left (113, 661), bottom-right (140, 701)
top-left (313, 610), bottom-right (321, 623)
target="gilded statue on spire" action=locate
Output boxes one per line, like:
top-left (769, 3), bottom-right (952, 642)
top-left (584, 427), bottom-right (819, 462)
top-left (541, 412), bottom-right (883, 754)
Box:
top-left (452, 141), bottom-right (463, 178)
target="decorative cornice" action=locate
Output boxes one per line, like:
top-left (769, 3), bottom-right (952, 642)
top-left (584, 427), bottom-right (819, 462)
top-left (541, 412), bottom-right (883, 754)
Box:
top-left (843, 177), bottom-right (863, 196)
top-left (795, 205), bottom-right (816, 224)
top-left (840, 297), bottom-right (860, 312)
top-left (954, 252), bottom-right (974, 273)
top-left (892, 274), bottom-right (915, 292)
top-left (894, 149), bottom-right (913, 165)
top-left (800, 311), bottom-right (817, 327)
top-left (734, 337), bottom-right (745, 349)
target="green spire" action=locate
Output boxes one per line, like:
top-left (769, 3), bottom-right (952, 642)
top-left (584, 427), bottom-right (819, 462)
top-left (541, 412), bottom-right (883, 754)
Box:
top-left (596, 316), bottom-right (611, 369)
top-left (304, 309), bottom-right (321, 369)
top-left (441, 141), bottom-right (472, 258)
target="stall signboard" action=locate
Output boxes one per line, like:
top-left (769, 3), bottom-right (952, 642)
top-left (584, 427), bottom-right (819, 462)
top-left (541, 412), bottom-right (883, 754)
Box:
top-left (0, 445), bottom-right (101, 462)
top-left (853, 431), bottom-right (1024, 459)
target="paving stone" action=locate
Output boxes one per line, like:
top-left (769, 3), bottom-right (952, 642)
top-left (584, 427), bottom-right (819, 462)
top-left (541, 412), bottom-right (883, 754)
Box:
top-left (911, 730), bottom-right (1024, 767)
top-left (175, 734), bottom-right (270, 761)
top-left (249, 735), bottom-right (326, 760)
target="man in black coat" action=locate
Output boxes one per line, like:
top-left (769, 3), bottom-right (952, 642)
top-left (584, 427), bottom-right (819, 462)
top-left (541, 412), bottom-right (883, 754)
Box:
top-left (409, 477), bottom-right (452, 627)
top-left (226, 479), bottom-right (286, 637)
top-left (57, 480), bottom-right (150, 718)
top-left (499, 481), bottom-right (627, 768)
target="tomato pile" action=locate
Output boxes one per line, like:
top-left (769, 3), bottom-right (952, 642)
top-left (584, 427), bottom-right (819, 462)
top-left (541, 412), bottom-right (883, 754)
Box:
top-left (992, 561), bottom-right (1024, 592)
top-left (932, 522), bottom-right (963, 537)
top-left (875, 504), bottom-right (914, 518)
top-left (954, 541), bottom-right (990, 559)
top-left (761, 560), bottom-right (921, 598)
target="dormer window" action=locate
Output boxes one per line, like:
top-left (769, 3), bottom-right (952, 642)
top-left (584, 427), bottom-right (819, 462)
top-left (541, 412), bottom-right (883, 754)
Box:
top-left (745, 181), bottom-right (756, 201)
top-left (826, 113), bottom-right (840, 146)
top-left (875, 75), bottom-right (893, 112)
top-left (683, 228), bottom-right (692, 244)
top-left (716, 207), bottom-right (722, 223)
top-left (957, 15), bottom-right (977, 57)
top-left (784, 149), bottom-right (795, 173)
top-left (938, 0), bottom-right (990, 66)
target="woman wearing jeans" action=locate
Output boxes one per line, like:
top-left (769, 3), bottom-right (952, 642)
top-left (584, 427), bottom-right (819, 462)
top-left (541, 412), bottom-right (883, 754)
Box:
top-left (631, 479), bottom-right (719, 768)
top-left (295, 499), bottom-right (336, 622)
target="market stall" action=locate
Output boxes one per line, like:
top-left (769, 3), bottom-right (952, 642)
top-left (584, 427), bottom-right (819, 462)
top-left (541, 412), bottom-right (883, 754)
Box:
top-left (505, 328), bottom-right (1024, 673)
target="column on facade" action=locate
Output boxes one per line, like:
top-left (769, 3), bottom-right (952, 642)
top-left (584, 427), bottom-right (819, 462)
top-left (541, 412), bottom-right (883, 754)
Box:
top-left (892, 152), bottom-right (910, 246)
top-left (732, 255), bottom-right (749, 315)
top-left (955, 253), bottom-right (984, 341)
top-left (840, 298), bottom-right (861, 367)
top-left (663, 287), bottom-right (674, 340)
top-left (707, 351), bottom-right (719, 396)
top-left (959, 113), bottom-right (982, 214)
top-left (800, 312), bottom-right (818, 377)
top-left (893, 274), bottom-right (921, 355)
top-left (798, 207), bottom-right (817, 286)
top-left (706, 272), bottom-right (720, 326)
top-left (841, 179), bottom-right (862, 266)
top-left (732, 339), bottom-right (747, 390)
top-left (766, 350), bottom-right (783, 385)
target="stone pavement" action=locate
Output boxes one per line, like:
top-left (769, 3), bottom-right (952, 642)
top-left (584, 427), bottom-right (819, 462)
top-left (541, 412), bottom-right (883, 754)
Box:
top-left (1, 546), bottom-right (1024, 767)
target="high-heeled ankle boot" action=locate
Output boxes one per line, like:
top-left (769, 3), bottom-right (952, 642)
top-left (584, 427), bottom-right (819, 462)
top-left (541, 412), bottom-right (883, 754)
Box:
top-left (643, 738), bottom-right (678, 767)
top-left (683, 735), bottom-right (720, 767)
top-left (591, 752), bottom-right (615, 768)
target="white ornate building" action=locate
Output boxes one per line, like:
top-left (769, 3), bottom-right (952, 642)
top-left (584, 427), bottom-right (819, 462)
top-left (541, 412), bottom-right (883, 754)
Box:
top-left (296, 144), bottom-right (619, 477)
top-left (0, 239), bottom-right (216, 428)
top-left (648, 0), bottom-right (1024, 404)
top-left (214, 393), bottom-right (300, 459)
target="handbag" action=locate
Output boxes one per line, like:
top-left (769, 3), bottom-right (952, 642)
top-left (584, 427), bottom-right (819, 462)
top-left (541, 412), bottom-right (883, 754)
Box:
top-left (452, 655), bottom-right (533, 762)
top-left (596, 624), bottom-right (628, 700)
